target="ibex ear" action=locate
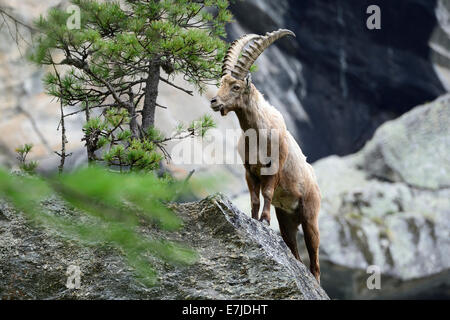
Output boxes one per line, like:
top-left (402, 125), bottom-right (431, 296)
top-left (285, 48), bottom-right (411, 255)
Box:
top-left (245, 73), bottom-right (252, 87)
top-left (244, 73), bottom-right (252, 94)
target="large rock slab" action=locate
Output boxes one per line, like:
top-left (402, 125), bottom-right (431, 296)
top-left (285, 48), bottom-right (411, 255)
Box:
top-left (0, 194), bottom-right (328, 300)
top-left (309, 95), bottom-right (450, 299)
top-left (360, 95), bottom-right (450, 190)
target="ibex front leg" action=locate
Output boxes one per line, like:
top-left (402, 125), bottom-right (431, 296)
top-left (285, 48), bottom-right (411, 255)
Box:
top-left (259, 175), bottom-right (277, 225)
top-left (245, 169), bottom-right (261, 220)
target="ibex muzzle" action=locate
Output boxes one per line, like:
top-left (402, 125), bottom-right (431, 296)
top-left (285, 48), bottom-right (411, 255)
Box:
top-left (211, 29), bottom-right (322, 283)
top-left (210, 97), bottom-right (224, 115)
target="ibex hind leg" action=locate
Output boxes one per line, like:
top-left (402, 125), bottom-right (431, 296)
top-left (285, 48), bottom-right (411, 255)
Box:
top-left (275, 207), bottom-right (302, 263)
top-left (245, 169), bottom-right (261, 220)
top-left (300, 191), bottom-right (321, 283)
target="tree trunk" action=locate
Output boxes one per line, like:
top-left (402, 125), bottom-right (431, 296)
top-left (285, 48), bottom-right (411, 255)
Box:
top-left (141, 62), bottom-right (160, 135)
top-left (129, 105), bottom-right (139, 139)
top-left (84, 101), bottom-right (96, 165)
top-left (127, 89), bottom-right (139, 139)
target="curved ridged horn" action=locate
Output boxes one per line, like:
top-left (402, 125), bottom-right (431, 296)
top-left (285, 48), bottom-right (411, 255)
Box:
top-left (222, 34), bottom-right (260, 77)
top-left (232, 29), bottom-right (296, 80)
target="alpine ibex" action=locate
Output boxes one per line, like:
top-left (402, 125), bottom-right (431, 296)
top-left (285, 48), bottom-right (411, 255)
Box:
top-left (210, 29), bottom-right (321, 282)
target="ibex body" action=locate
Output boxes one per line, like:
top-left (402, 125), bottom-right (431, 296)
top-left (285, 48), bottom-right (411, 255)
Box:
top-left (211, 30), bottom-right (321, 282)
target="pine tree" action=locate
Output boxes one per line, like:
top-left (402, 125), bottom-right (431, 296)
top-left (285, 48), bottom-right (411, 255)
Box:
top-left (31, 0), bottom-right (231, 171)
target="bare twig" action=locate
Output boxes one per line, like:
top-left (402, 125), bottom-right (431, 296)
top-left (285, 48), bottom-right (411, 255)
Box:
top-left (52, 64), bottom-right (72, 173)
top-left (0, 7), bottom-right (36, 31)
top-left (0, 6), bottom-right (35, 53)
top-left (156, 103), bottom-right (167, 109)
top-left (184, 169), bottom-right (195, 184)
top-left (56, 96), bottom-right (72, 173)
top-left (159, 77), bottom-right (193, 96)
top-left (16, 103), bottom-right (52, 154)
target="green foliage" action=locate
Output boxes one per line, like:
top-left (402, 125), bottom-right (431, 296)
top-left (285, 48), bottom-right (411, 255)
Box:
top-left (31, 0), bottom-right (227, 172)
top-left (103, 138), bottom-right (163, 172)
top-left (15, 144), bottom-right (38, 174)
top-left (146, 126), bottom-right (165, 142)
top-left (175, 114), bottom-right (216, 138)
top-left (5, 0), bottom-right (231, 288)
top-left (31, 0), bottom-right (231, 94)
top-left (0, 166), bottom-right (198, 286)
top-left (238, 52), bottom-right (258, 74)
top-left (249, 63), bottom-right (258, 73)
top-left (82, 108), bottom-right (163, 171)
top-left (189, 114), bottom-right (216, 137)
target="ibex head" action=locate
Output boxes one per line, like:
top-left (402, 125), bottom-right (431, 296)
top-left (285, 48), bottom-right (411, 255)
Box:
top-left (211, 29), bottom-right (295, 116)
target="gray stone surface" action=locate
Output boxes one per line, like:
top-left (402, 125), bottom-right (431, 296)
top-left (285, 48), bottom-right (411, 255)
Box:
top-left (0, 194), bottom-right (328, 300)
top-left (307, 95), bottom-right (450, 299)
top-left (360, 95), bottom-right (450, 190)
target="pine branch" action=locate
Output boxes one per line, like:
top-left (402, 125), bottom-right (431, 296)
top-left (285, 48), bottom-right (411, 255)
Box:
top-left (159, 77), bottom-right (194, 96)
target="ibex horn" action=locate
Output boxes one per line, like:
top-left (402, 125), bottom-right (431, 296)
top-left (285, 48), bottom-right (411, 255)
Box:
top-left (232, 29), bottom-right (295, 80)
top-left (222, 33), bottom-right (260, 78)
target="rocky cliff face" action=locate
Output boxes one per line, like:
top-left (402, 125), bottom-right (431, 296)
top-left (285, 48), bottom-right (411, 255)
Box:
top-left (308, 94), bottom-right (450, 299)
top-left (227, 0), bottom-right (450, 161)
top-left (0, 194), bottom-right (328, 299)
top-left (2, 0), bottom-right (449, 166)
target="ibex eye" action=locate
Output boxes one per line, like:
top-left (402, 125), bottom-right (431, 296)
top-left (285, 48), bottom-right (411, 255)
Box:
top-left (233, 85), bottom-right (240, 91)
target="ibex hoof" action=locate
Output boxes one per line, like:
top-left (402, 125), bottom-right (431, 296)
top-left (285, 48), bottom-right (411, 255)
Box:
top-left (259, 217), bottom-right (270, 226)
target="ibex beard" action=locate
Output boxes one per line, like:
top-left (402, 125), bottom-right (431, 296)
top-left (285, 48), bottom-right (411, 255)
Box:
top-left (210, 30), bottom-right (321, 283)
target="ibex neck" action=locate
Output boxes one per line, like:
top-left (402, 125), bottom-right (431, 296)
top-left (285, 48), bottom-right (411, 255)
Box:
top-left (234, 88), bottom-right (267, 132)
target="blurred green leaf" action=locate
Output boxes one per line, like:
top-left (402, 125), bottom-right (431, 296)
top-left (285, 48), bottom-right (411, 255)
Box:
top-left (0, 166), bottom-right (200, 286)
